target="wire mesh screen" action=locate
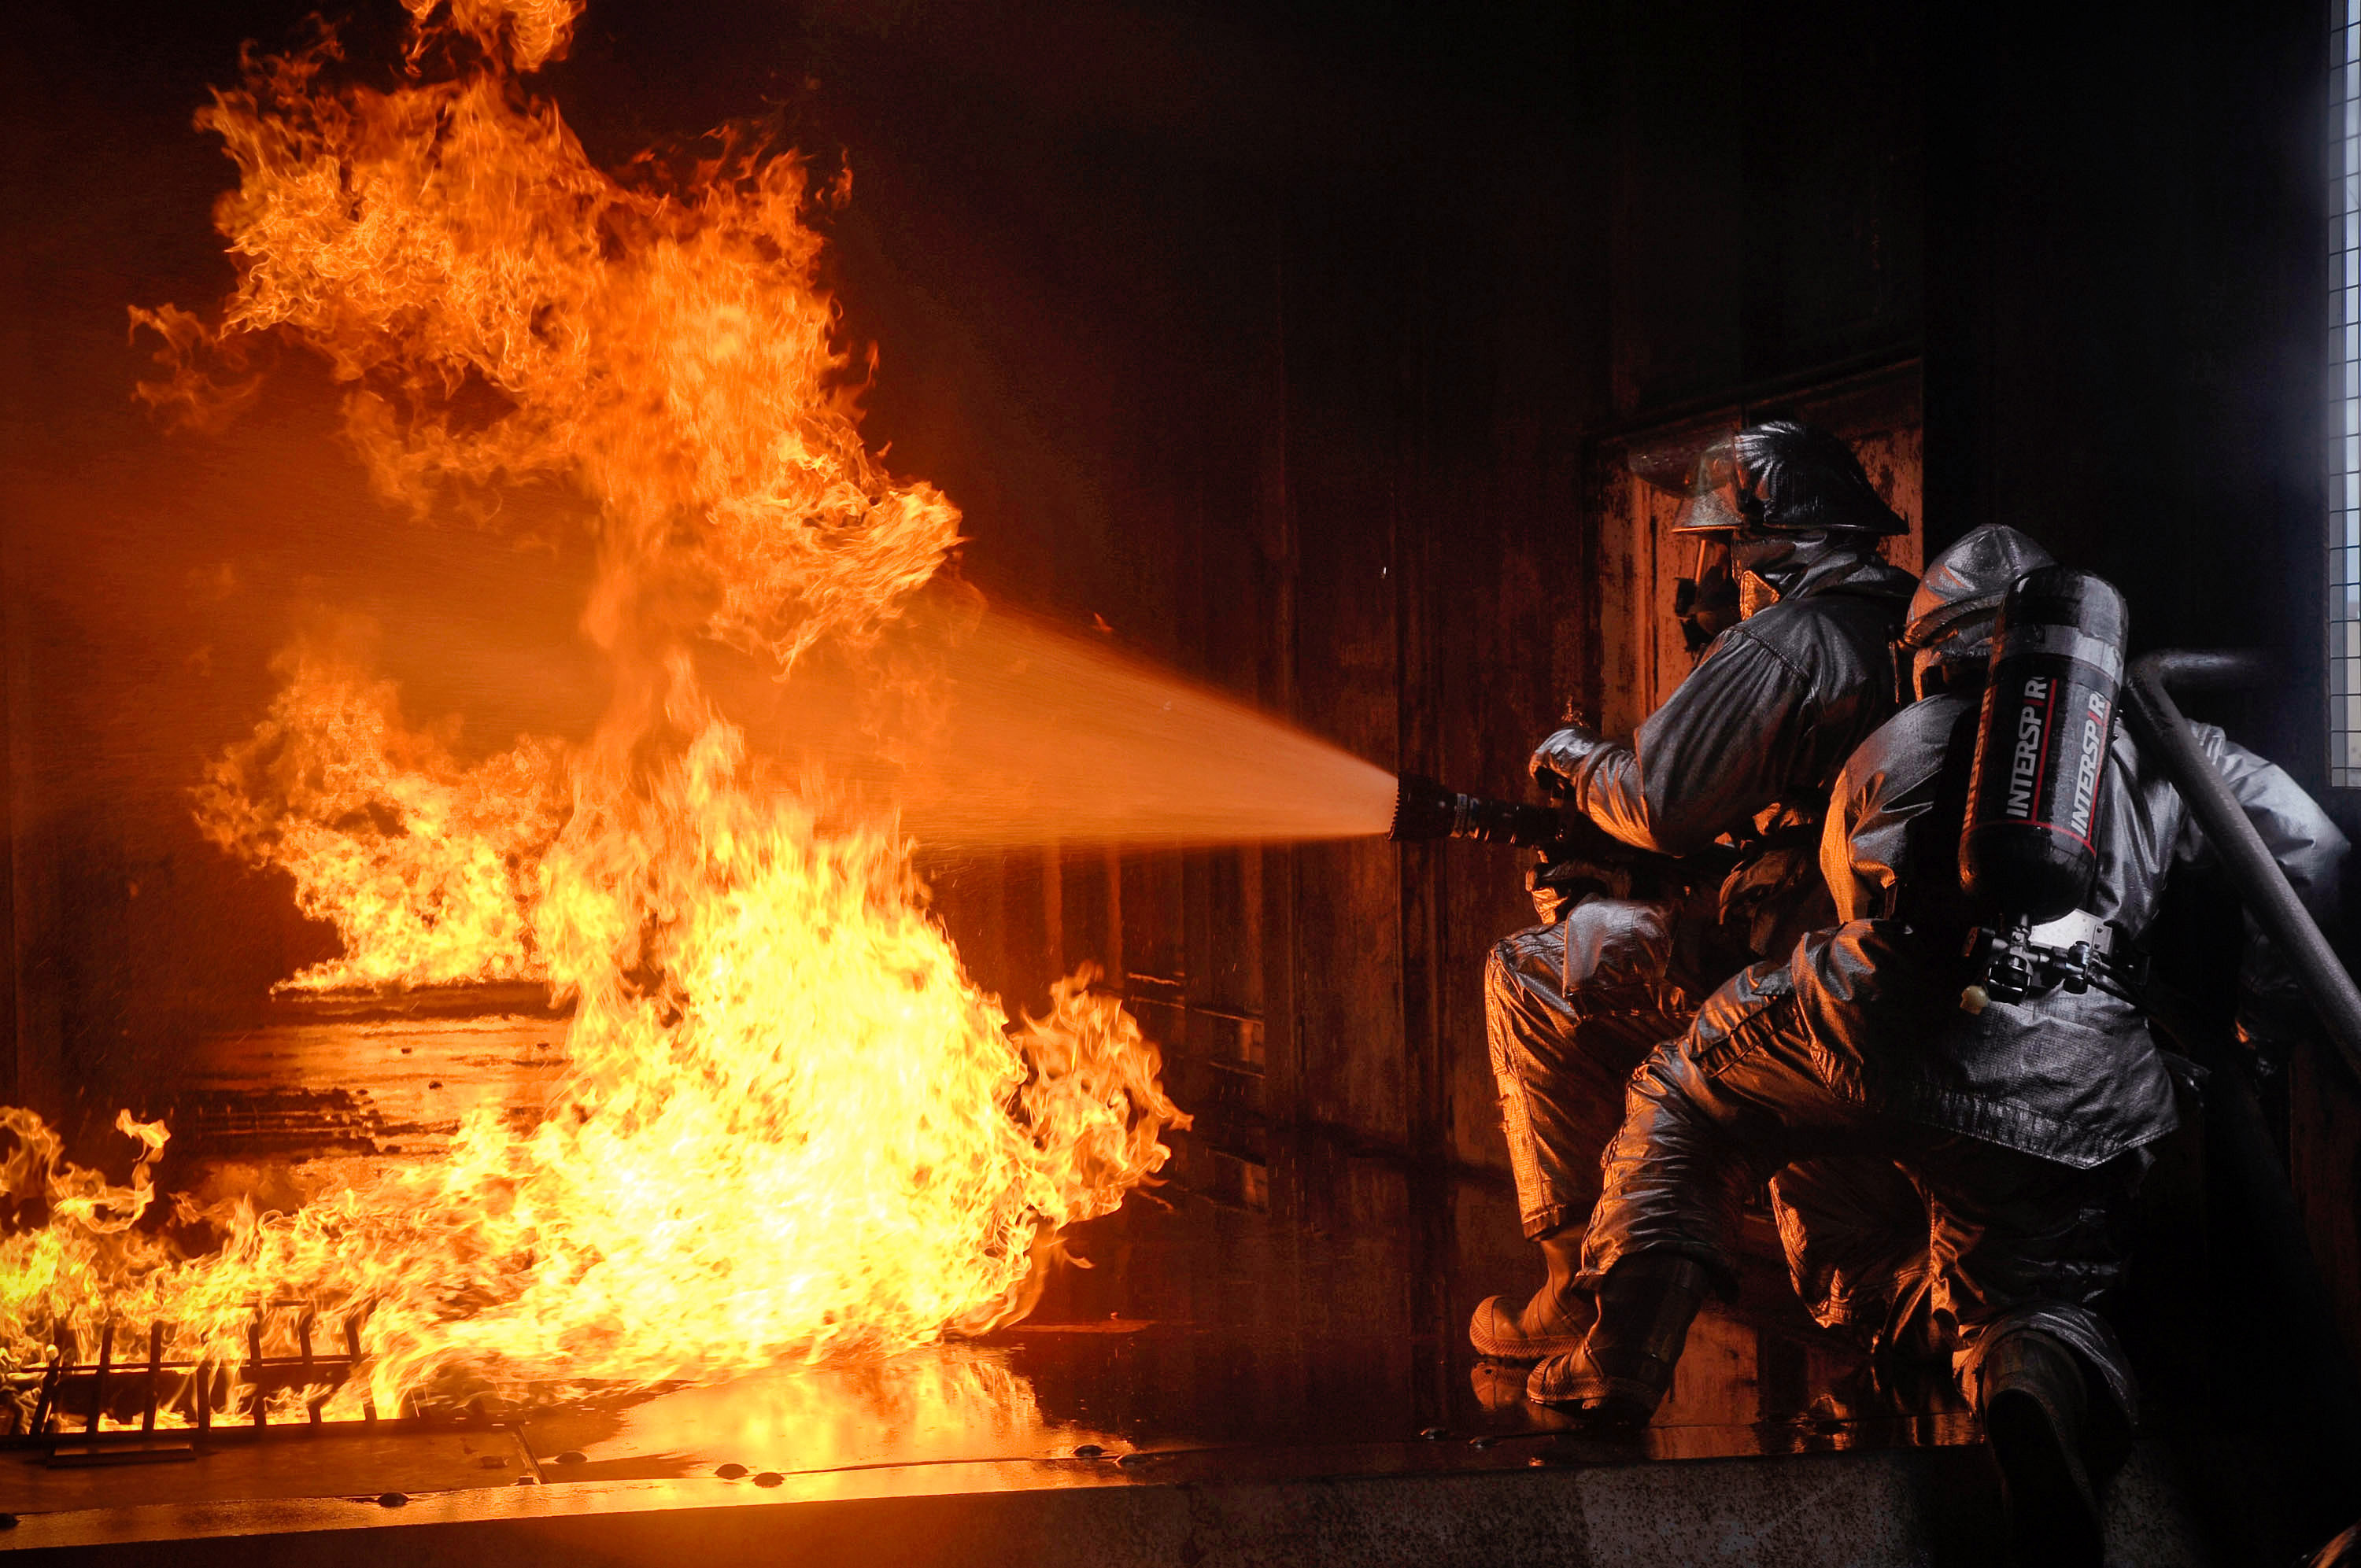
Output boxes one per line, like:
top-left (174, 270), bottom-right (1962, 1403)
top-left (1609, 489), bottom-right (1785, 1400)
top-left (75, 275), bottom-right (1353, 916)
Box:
top-left (2334, 0), bottom-right (2361, 784)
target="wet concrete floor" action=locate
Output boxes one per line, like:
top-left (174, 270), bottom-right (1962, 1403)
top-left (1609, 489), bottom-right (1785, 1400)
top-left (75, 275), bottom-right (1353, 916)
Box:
top-left (509, 1168), bottom-right (1971, 1494)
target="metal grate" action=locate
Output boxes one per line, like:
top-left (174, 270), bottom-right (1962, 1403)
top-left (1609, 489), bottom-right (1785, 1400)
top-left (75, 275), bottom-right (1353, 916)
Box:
top-left (2333, 0), bottom-right (2361, 784)
top-left (4, 1307), bottom-right (377, 1448)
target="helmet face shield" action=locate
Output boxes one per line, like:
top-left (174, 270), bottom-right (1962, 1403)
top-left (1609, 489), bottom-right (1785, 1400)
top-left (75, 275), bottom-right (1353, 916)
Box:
top-left (1668, 437), bottom-right (1760, 536)
top-left (1669, 488), bottom-right (1744, 537)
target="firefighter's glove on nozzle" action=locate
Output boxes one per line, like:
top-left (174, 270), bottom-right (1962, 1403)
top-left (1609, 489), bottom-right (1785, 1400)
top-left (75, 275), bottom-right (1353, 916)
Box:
top-left (1525, 852), bottom-right (1594, 926)
top-left (1529, 724), bottom-right (1608, 802)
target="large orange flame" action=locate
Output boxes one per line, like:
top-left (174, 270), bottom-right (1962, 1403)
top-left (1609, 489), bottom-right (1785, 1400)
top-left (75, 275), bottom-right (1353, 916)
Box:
top-left (193, 631), bottom-right (566, 992)
top-left (2, 0), bottom-right (1182, 1426)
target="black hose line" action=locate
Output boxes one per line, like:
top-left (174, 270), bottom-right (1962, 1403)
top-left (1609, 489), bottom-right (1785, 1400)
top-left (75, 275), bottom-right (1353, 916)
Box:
top-left (2120, 651), bottom-right (2361, 1090)
top-left (2123, 650), bottom-right (2361, 1493)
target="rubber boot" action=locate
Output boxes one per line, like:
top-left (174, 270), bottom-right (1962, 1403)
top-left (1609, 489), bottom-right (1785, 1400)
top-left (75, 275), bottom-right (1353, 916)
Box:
top-left (1469, 1233), bottom-right (1591, 1361)
top-left (1979, 1330), bottom-right (2104, 1568)
top-left (1526, 1253), bottom-right (1712, 1422)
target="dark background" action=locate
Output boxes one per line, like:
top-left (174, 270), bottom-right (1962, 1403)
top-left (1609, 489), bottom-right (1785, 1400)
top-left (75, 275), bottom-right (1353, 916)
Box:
top-left (2, 0), bottom-right (2351, 1337)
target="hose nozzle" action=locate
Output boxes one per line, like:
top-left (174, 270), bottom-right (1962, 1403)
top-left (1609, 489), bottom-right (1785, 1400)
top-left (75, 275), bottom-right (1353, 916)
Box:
top-left (1389, 773), bottom-right (1563, 847)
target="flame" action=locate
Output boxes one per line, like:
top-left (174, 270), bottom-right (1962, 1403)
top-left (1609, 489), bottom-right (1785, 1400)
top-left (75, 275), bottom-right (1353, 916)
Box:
top-left (131, 0), bottom-right (956, 670)
top-left (2, 0), bottom-right (1184, 1425)
top-left (193, 631), bottom-right (565, 991)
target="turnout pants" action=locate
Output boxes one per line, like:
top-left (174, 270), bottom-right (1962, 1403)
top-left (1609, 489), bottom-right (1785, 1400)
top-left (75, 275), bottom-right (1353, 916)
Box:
top-left (1484, 841), bottom-right (1832, 1241)
top-left (1580, 973), bottom-right (2148, 1422)
top-left (1484, 898), bottom-right (1695, 1238)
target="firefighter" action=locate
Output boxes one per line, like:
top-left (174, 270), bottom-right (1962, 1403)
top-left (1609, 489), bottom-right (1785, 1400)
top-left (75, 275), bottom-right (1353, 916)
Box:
top-left (1474, 420), bottom-right (1915, 1361)
top-left (1532, 525), bottom-right (2346, 1565)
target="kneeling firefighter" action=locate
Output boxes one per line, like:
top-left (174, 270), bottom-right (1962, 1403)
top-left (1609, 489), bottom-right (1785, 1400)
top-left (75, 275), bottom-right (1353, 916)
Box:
top-left (1536, 526), bottom-right (2347, 1565)
top-left (1473, 420), bottom-right (1914, 1361)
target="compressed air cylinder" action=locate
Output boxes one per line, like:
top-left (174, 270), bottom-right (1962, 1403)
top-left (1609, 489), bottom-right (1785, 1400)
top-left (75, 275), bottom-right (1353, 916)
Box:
top-left (1960, 566), bottom-right (2129, 924)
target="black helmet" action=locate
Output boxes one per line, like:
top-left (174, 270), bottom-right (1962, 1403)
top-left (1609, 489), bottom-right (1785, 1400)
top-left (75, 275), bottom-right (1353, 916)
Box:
top-left (1668, 420), bottom-right (1910, 538)
top-left (1903, 523), bottom-right (2056, 695)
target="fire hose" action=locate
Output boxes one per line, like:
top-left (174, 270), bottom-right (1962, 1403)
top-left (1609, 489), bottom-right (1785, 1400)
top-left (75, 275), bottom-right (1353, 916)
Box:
top-left (2120, 649), bottom-right (2361, 1485)
top-left (2121, 650), bottom-right (2361, 1089)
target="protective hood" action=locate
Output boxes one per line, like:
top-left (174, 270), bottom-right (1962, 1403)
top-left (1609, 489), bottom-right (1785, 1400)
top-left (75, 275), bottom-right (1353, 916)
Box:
top-left (1732, 529), bottom-right (1841, 607)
